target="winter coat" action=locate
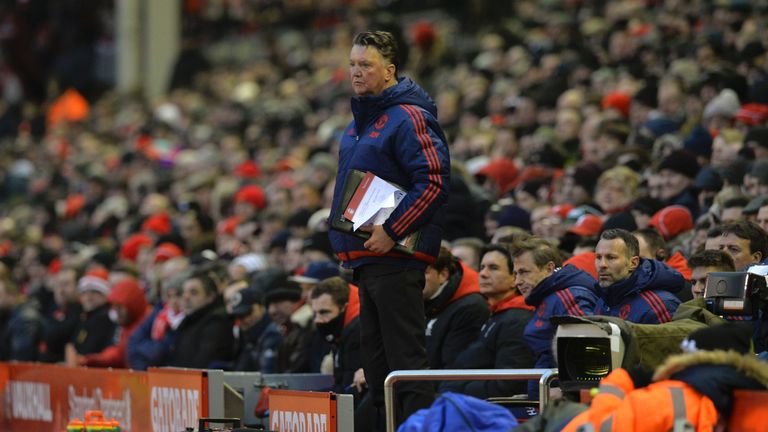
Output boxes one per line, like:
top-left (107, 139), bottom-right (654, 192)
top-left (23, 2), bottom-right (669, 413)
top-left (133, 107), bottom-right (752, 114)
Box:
top-left (562, 350), bottom-right (768, 431)
top-left (71, 303), bottom-right (116, 355)
top-left (329, 77), bottom-right (450, 270)
top-left (441, 293), bottom-right (535, 398)
top-left (232, 312), bottom-right (282, 373)
top-left (524, 265), bottom-right (600, 370)
top-left (596, 258), bottom-right (683, 324)
top-left (39, 301), bottom-right (82, 363)
top-left (83, 278), bottom-right (151, 368)
top-left (127, 303), bottom-right (181, 370)
top-left (168, 297), bottom-right (234, 369)
top-left (425, 261), bottom-right (490, 369)
top-left (0, 300), bottom-right (43, 361)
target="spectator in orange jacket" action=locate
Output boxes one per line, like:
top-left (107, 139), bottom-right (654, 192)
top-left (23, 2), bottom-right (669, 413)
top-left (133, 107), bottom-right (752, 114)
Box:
top-left (561, 323), bottom-right (768, 432)
top-left (77, 277), bottom-right (150, 368)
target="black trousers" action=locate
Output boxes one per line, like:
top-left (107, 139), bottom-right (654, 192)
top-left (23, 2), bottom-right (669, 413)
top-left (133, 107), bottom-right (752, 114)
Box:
top-left (355, 263), bottom-right (434, 430)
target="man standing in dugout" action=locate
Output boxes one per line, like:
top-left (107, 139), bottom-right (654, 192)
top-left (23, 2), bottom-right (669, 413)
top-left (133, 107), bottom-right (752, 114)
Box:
top-left (328, 30), bottom-right (450, 429)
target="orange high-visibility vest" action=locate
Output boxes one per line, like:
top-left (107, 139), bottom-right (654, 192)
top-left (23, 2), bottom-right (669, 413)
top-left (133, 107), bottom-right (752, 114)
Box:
top-left (562, 368), bottom-right (720, 432)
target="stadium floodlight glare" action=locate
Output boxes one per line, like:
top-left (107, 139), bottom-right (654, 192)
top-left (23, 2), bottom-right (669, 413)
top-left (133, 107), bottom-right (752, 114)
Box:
top-left (554, 321), bottom-right (624, 393)
top-left (704, 271), bottom-right (767, 317)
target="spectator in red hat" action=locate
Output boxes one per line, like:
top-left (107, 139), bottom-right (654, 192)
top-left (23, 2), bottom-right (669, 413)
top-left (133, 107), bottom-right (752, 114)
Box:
top-left (76, 277), bottom-right (150, 368)
top-left (234, 184), bottom-right (267, 219)
top-left (476, 158), bottom-right (519, 198)
top-left (65, 269), bottom-right (117, 360)
top-left (142, 212), bottom-right (173, 237)
top-left (568, 214), bottom-right (604, 238)
top-left (154, 242), bottom-right (184, 264)
top-left (649, 205), bottom-right (695, 257)
top-left (602, 91), bottom-right (631, 119)
top-left (119, 233), bottom-right (153, 263)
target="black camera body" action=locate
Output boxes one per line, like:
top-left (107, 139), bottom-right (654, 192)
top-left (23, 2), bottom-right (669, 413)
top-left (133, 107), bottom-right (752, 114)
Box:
top-left (704, 271), bottom-right (768, 317)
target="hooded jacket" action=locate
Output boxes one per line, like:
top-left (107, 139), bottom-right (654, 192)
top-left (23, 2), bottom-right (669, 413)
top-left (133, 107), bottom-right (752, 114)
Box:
top-left (441, 293), bottom-right (535, 398)
top-left (562, 350), bottom-right (768, 431)
top-left (596, 258), bottom-right (683, 324)
top-left (425, 261), bottom-right (490, 369)
top-left (524, 265), bottom-right (600, 370)
top-left (83, 278), bottom-right (150, 368)
top-left (329, 77), bottom-right (450, 269)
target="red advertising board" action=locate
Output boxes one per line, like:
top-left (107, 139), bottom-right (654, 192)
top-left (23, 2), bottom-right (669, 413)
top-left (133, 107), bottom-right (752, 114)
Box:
top-left (147, 367), bottom-right (208, 432)
top-left (269, 389), bottom-right (337, 432)
top-left (0, 363), bottom-right (209, 432)
top-left (0, 362), bottom-right (149, 431)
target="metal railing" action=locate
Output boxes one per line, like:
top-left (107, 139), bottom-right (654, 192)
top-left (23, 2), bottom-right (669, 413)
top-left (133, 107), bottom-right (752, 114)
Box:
top-left (383, 368), bottom-right (558, 432)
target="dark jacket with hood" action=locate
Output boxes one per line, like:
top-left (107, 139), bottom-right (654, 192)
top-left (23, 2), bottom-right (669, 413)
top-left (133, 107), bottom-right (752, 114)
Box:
top-left (0, 300), bottom-right (43, 361)
top-left (596, 258), bottom-right (683, 324)
top-left (83, 278), bottom-right (150, 368)
top-left (329, 77), bottom-right (450, 270)
top-left (169, 296), bottom-right (234, 369)
top-left (425, 261), bottom-right (489, 369)
top-left (524, 265), bottom-right (600, 370)
top-left (441, 293), bottom-right (535, 398)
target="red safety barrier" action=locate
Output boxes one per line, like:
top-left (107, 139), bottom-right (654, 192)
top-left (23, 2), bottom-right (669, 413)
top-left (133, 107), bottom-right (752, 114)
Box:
top-left (0, 362), bottom-right (208, 432)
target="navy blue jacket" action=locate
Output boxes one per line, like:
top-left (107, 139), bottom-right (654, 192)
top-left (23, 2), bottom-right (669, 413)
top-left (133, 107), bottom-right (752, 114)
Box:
top-left (524, 265), bottom-right (600, 370)
top-left (596, 258), bottom-right (683, 324)
top-left (127, 304), bottom-right (178, 370)
top-left (329, 77), bottom-right (450, 269)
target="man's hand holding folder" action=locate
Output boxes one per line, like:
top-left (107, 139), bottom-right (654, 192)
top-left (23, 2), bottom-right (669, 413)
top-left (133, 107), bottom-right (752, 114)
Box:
top-left (331, 169), bottom-right (421, 255)
top-left (359, 224), bottom-right (396, 254)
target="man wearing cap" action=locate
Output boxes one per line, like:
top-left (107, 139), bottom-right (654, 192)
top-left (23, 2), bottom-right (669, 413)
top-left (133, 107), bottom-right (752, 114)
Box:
top-left (656, 149), bottom-right (700, 218)
top-left (512, 238), bottom-right (599, 397)
top-left (66, 269), bottom-right (117, 358)
top-left (266, 280), bottom-right (313, 373)
top-left (756, 199), bottom-right (768, 233)
top-left (744, 126), bottom-right (768, 160)
top-left (594, 229), bottom-right (684, 324)
top-left (227, 282), bottom-right (282, 373)
top-left (288, 260), bottom-right (341, 371)
top-left (743, 160), bottom-right (768, 198)
top-left (309, 276), bottom-right (362, 393)
top-left (328, 30), bottom-right (450, 426)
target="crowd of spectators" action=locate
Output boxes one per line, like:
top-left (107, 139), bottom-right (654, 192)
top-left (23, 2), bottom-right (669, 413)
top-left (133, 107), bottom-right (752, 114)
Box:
top-left (1, 0), bottom-right (768, 428)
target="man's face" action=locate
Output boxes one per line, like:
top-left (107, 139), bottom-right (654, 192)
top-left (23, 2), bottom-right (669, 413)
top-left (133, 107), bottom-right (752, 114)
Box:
top-left (658, 170), bottom-right (691, 201)
top-left (311, 293), bottom-right (342, 325)
top-left (757, 206), bottom-right (768, 232)
top-left (595, 238), bottom-right (637, 288)
top-left (513, 251), bottom-right (554, 299)
top-left (423, 266), bottom-right (449, 300)
top-left (181, 278), bottom-right (214, 315)
top-left (690, 266), bottom-right (723, 299)
top-left (719, 233), bottom-right (759, 270)
top-left (349, 45), bottom-right (394, 97)
top-left (53, 269), bottom-right (78, 307)
top-left (268, 300), bottom-right (296, 326)
top-left (478, 251), bottom-right (516, 300)
top-left (79, 290), bottom-right (108, 312)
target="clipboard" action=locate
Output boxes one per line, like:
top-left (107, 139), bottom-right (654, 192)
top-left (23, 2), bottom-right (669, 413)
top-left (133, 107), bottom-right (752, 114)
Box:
top-left (330, 169), bottom-right (420, 255)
